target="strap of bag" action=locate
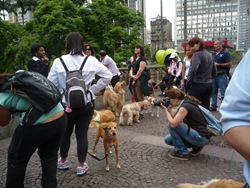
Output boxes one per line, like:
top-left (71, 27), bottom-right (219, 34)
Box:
top-left (59, 56), bottom-right (89, 72)
top-left (79, 56), bottom-right (89, 70)
top-left (59, 57), bottom-right (69, 72)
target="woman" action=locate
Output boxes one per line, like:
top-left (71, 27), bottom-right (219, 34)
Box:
top-left (0, 74), bottom-right (67, 188)
top-left (161, 87), bottom-right (211, 161)
top-left (168, 52), bottom-right (182, 87)
top-left (48, 32), bottom-right (112, 176)
top-left (129, 44), bottom-right (149, 102)
top-left (187, 36), bottom-right (216, 109)
top-left (181, 45), bottom-right (193, 93)
top-left (28, 44), bottom-right (50, 77)
top-left (84, 44), bottom-right (94, 56)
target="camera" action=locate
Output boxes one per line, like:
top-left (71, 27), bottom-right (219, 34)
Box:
top-left (153, 98), bottom-right (170, 107)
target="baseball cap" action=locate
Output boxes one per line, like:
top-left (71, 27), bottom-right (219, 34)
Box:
top-left (170, 52), bottom-right (178, 59)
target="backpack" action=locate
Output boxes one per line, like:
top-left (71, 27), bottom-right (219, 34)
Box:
top-left (182, 100), bottom-right (223, 136)
top-left (142, 67), bottom-right (151, 80)
top-left (0, 71), bottom-right (62, 126)
top-left (59, 56), bottom-right (92, 112)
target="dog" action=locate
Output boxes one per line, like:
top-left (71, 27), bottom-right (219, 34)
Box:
top-left (92, 122), bottom-right (120, 171)
top-left (103, 81), bottom-right (126, 117)
top-left (177, 179), bottom-right (245, 188)
top-left (119, 100), bottom-right (149, 126)
top-left (90, 109), bottom-right (115, 128)
top-left (146, 96), bottom-right (160, 117)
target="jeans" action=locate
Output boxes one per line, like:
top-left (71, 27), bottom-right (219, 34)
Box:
top-left (211, 74), bottom-right (228, 109)
top-left (164, 123), bottom-right (209, 155)
top-left (6, 114), bottom-right (67, 188)
top-left (189, 83), bottom-right (212, 110)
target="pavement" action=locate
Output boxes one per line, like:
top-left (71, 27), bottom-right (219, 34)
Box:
top-left (0, 92), bottom-right (246, 188)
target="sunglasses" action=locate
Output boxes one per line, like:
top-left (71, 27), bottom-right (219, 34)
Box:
top-left (85, 48), bottom-right (91, 51)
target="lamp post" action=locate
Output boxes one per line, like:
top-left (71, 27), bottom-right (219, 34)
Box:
top-left (160, 0), bottom-right (164, 49)
top-left (184, 0), bottom-right (187, 41)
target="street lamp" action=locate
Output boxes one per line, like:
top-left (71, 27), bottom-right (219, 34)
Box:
top-left (160, 0), bottom-right (164, 49)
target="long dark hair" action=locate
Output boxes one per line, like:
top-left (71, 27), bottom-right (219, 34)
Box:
top-left (65, 32), bottom-right (84, 55)
top-left (133, 44), bottom-right (145, 60)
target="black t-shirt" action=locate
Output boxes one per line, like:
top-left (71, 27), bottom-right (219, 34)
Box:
top-left (131, 56), bottom-right (147, 75)
top-left (181, 102), bottom-right (209, 138)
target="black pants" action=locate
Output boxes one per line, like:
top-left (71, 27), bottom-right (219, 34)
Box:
top-left (111, 75), bottom-right (120, 88)
top-left (60, 102), bottom-right (94, 163)
top-left (6, 114), bottom-right (67, 188)
top-left (189, 82), bottom-right (212, 110)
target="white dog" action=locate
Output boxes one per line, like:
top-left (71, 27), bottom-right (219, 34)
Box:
top-left (146, 97), bottom-right (160, 117)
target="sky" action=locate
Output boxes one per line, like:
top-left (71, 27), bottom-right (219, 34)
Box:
top-left (145, 0), bottom-right (176, 31)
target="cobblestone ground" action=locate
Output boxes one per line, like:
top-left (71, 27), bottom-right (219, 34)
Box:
top-left (0, 107), bottom-right (245, 188)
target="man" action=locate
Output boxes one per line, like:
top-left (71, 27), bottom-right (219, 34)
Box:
top-left (99, 50), bottom-right (121, 87)
top-left (210, 40), bottom-right (232, 111)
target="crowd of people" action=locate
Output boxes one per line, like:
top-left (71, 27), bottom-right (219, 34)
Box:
top-left (1, 32), bottom-right (249, 188)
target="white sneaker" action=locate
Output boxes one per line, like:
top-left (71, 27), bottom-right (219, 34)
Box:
top-left (77, 162), bottom-right (89, 176)
top-left (57, 158), bottom-right (69, 170)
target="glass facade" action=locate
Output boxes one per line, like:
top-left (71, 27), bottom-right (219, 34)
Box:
top-left (175, 0), bottom-right (238, 51)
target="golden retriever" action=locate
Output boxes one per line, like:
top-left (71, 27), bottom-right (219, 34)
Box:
top-left (92, 122), bottom-right (120, 171)
top-left (90, 109), bottom-right (115, 128)
top-left (119, 100), bottom-right (149, 126)
top-left (103, 81), bottom-right (126, 117)
top-left (177, 179), bottom-right (245, 188)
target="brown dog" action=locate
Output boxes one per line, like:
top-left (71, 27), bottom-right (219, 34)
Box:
top-left (177, 179), bottom-right (245, 188)
top-left (103, 81), bottom-right (126, 116)
top-left (119, 100), bottom-right (149, 126)
top-left (92, 122), bottom-right (120, 171)
top-left (90, 110), bottom-right (115, 128)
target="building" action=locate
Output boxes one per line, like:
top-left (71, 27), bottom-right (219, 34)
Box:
top-left (175, 0), bottom-right (238, 52)
top-left (150, 15), bottom-right (174, 53)
top-left (237, 0), bottom-right (250, 52)
top-left (128, 0), bottom-right (147, 43)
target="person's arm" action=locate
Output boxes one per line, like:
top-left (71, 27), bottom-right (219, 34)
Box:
top-left (182, 60), bottom-right (186, 86)
top-left (162, 105), bottom-right (187, 128)
top-left (132, 60), bottom-right (146, 81)
top-left (225, 126), bottom-right (250, 161)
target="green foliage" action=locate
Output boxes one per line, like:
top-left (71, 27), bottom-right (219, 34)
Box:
top-left (1, 0), bottom-right (151, 73)
top-left (227, 49), bottom-right (242, 64)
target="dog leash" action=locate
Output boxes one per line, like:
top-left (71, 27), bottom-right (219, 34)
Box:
top-left (87, 151), bottom-right (109, 161)
top-left (107, 84), bottom-right (114, 92)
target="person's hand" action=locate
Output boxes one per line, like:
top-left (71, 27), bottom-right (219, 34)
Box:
top-left (42, 55), bottom-right (49, 65)
top-left (160, 103), bottom-right (167, 110)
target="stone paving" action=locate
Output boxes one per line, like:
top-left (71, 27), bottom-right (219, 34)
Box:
top-left (0, 103), bottom-right (246, 188)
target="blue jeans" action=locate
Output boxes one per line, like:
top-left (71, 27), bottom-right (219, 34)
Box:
top-left (211, 74), bottom-right (227, 109)
top-left (164, 123), bottom-right (209, 155)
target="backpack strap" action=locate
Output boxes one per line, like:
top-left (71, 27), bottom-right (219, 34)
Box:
top-left (79, 56), bottom-right (89, 70)
top-left (59, 57), bottom-right (69, 72)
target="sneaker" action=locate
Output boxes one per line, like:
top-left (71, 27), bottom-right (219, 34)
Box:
top-left (209, 107), bottom-right (217, 111)
top-left (57, 159), bottom-right (69, 170)
top-left (168, 150), bottom-right (189, 161)
top-left (77, 163), bottom-right (89, 176)
top-left (190, 147), bottom-right (203, 156)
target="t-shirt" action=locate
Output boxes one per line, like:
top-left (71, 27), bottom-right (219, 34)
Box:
top-left (181, 102), bottom-right (209, 138)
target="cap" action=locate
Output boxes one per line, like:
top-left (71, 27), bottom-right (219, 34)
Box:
top-left (170, 52), bottom-right (178, 59)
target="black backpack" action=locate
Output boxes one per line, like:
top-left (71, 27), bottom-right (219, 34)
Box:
top-left (0, 71), bottom-right (62, 126)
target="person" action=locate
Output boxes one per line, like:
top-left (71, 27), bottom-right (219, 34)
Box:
top-left (181, 45), bottom-right (193, 93)
top-left (187, 36), bottom-right (217, 110)
top-left (210, 40), bottom-right (232, 111)
top-left (161, 87), bottom-right (211, 161)
top-left (154, 67), bottom-right (170, 96)
top-left (220, 49), bottom-right (250, 188)
top-left (28, 44), bottom-right (50, 77)
top-left (48, 32), bottom-right (112, 176)
top-left (84, 44), bottom-right (94, 56)
top-left (99, 50), bottom-right (121, 88)
top-left (0, 74), bottom-right (67, 188)
top-left (129, 44), bottom-right (149, 102)
top-left (168, 52), bottom-right (182, 88)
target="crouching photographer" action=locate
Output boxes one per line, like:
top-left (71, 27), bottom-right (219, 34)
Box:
top-left (159, 87), bottom-right (211, 161)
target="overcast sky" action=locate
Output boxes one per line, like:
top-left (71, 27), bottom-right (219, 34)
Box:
top-left (145, 0), bottom-right (175, 30)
